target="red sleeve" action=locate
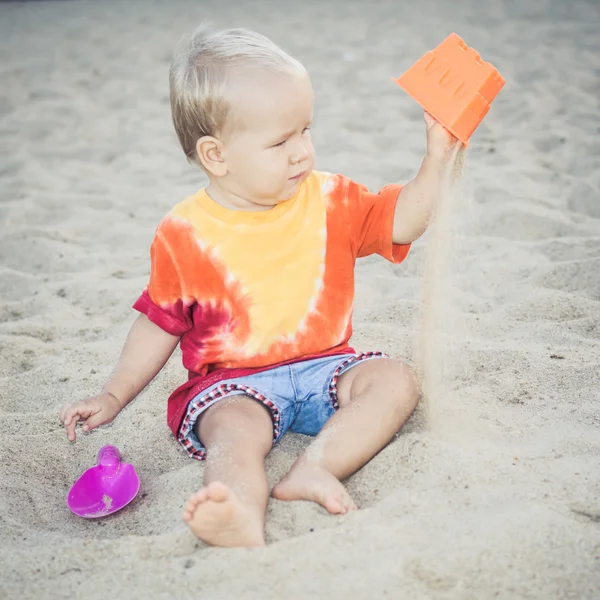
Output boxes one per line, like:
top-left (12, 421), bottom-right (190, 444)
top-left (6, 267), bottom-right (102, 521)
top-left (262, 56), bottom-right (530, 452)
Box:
top-left (132, 231), bottom-right (193, 336)
top-left (344, 178), bottom-right (411, 264)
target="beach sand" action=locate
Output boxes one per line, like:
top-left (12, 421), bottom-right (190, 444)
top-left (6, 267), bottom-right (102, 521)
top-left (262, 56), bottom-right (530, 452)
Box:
top-left (1, 0), bottom-right (599, 598)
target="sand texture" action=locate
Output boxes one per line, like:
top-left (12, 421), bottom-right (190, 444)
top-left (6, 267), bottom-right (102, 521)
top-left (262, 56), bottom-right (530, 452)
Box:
top-left (1, 0), bottom-right (600, 598)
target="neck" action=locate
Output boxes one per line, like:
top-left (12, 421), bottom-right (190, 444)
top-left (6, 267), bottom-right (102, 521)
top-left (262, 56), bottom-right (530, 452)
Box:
top-left (206, 181), bottom-right (274, 212)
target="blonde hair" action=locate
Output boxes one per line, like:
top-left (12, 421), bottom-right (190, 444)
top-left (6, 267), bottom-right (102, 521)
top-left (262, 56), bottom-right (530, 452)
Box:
top-left (169, 26), bottom-right (305, 164)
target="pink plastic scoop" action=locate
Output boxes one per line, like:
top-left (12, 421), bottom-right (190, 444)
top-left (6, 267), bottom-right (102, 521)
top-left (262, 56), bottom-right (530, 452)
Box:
top-left (66, 445), bottom-right (140, 518)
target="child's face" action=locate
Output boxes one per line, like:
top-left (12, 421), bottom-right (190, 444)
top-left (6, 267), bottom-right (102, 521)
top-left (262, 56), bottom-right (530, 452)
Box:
top-left (221, 71), bottom-right (315, 208)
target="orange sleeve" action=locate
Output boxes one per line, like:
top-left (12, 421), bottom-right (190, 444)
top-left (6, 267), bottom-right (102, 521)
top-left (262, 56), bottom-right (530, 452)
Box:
top-left (132, 225), bottom-right (193, 336)
top-left (344, 178), bottom-right (411, 264)
top-left (147, 235), bottom-right (182, 305)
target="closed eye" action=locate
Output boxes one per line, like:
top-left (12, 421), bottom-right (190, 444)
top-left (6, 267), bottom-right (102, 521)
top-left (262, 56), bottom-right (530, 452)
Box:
top-left (271, 126), bottom-right (311, 149)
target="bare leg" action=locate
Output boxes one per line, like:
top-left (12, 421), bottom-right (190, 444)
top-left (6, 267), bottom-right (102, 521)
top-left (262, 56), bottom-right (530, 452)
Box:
top-left (183, 395), bottom-right (273, 547)
top-left (272, 359), bottom-right (420, 513)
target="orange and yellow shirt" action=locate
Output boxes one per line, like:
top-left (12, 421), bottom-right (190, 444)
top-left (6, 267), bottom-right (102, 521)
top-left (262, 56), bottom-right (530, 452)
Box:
top-left (134, 171), bottom-right (410, 434)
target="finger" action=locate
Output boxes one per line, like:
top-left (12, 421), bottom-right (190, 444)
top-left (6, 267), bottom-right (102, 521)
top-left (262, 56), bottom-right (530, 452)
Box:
top-left (62, 404), bottom-right (89, 426)
top-left (82, 410), bottom-right (106, 432)
top-left (65, 413), bottom-right (81, 442)
top-left (60, 402), bottom-right (77, 423)
top-left (63, 406), bottom-right (91, 441)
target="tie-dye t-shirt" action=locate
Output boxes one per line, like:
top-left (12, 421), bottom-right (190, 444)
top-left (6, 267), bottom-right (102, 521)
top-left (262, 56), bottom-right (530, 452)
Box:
top-left (133, 171), bottom-right (411, 435)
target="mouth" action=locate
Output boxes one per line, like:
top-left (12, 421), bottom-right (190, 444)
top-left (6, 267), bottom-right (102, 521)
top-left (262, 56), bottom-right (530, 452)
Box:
top-left (289, 171), bottom-right (306, 181)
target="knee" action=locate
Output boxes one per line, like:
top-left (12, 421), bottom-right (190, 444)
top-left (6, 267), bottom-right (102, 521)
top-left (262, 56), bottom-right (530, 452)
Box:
top-left (394, 360), bottom-right (420, 394)
top-left (380, 360), bottom-right (420, 427)
top-left (357, 359), bottom-right (421, 414)
top-left (197, 395), bottom-right (273, 448)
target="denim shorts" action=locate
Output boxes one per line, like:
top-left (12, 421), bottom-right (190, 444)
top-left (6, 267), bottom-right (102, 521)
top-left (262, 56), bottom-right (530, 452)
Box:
top-left (178, 352), bottom-right (386, 460)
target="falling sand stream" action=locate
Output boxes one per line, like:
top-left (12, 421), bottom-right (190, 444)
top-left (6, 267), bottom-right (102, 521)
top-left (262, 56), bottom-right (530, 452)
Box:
top-left (414, 147), bottom-right (470, 433)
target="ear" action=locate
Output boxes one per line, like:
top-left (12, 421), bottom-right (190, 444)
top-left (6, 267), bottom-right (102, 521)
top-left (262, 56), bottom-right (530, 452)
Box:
top-left (196, 136), bottom-right (228, 177)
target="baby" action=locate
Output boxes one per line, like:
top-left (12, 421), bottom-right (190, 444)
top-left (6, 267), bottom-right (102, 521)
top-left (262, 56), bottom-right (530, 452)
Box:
top-left (60, 27), bottom-right (460, 547)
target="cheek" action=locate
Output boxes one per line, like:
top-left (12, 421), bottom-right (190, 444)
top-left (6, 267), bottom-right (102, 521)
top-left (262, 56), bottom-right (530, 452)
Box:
top-left (253, 152), bottom-right (285, 185)
top-left (271, 152), bottom-right (289, 175)
top-left (241, 152), bottom-right (271, 177)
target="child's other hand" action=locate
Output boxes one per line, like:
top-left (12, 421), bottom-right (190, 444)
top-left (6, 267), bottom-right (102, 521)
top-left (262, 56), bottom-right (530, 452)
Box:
top-left (60, 393), bottom-right (123, 442)
top-left (424, 112), bottom-right (461, 161)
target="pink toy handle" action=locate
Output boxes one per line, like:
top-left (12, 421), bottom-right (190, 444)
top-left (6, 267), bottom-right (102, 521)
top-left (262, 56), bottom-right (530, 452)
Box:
top-left (97, 445), bottom-right (121, 476)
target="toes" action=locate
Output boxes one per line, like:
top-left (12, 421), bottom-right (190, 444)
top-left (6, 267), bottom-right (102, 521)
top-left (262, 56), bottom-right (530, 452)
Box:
top-left (183, 505), bottom-right (195, 521)
top-left (207, 481), bottom-right (230, 503)
top-left (332, 493), bottom-right (357, 515)
top-left (183, 488), bottom-right (210, 518)
top-left (191, 488), bottom-right (210, 505)
top-left (183, 500), bottom-right (195, 517)
top-left (324, 496), bottom-right (344, 515)
top-left (346, 496), bottom-right (358, 512)
top-left (182, 483), bottom-right (233, 523)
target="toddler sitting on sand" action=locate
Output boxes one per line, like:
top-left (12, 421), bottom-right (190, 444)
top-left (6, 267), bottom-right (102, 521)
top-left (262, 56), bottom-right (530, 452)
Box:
top-left (60, 27), bottom-right (460, 547)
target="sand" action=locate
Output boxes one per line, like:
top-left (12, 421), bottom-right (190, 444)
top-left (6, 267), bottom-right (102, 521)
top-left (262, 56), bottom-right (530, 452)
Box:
top-left (1, 0), bottom-right (600, 598)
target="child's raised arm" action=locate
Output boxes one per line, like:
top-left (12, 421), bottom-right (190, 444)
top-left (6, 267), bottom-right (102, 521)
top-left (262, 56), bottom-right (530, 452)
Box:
top-left (392, 112), bottom-right (462, 245)
top-left (60, 314), bottom-right (180, 441)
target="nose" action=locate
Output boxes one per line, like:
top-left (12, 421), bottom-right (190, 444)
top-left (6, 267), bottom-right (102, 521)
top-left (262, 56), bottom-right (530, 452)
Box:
top-left (291, 138), bottom-right (310, 165)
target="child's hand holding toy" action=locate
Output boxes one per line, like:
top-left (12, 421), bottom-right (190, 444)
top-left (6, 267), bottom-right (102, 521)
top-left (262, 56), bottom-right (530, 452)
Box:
top-left (423, 111), bottom-right (462, 161)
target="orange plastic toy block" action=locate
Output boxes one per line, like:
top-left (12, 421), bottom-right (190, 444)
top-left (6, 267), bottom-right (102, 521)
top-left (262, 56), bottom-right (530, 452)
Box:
top-left (394, 33), bottom-right (505, 145)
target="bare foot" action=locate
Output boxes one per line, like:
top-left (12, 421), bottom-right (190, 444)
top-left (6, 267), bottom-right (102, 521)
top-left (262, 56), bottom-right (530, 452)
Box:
top-left (272, 461), bottom-right (357, 514)
top-left (182, 481), bottom-right (265, 547)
